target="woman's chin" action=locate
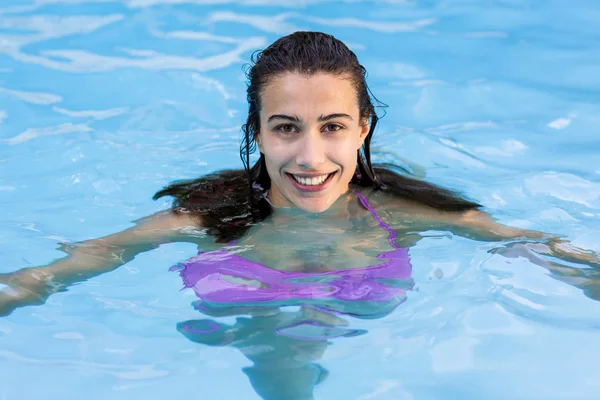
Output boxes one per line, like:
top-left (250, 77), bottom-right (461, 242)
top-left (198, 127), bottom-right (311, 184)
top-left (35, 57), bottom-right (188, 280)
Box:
top-left (293, 196), bottom-right (337, 214)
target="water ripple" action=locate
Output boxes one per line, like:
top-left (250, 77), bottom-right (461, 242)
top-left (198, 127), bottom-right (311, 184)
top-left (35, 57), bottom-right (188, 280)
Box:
top-left (0, 86), bottom-right (62, 105)
top-left (3, 122), bottom-right (93, 145)
top-left (0, 349), bottom-right (170, 380)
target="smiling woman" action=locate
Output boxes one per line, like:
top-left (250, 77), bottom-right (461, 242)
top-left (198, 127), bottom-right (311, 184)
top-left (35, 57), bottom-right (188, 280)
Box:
top-left (258, 72), bottom-right (370, 212)
top-left (1, 30), bottom-right (599, 400)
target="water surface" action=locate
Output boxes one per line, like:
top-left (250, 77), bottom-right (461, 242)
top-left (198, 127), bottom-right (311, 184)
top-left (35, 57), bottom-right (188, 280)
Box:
top-left (1, 1), bottom-right (600, 399)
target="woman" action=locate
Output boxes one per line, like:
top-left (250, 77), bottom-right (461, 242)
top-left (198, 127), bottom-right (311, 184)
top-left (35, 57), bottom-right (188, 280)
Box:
top-left (2, 30), bottom-right (598, 400)
top-left (0, 31), bottom-right (597, 315)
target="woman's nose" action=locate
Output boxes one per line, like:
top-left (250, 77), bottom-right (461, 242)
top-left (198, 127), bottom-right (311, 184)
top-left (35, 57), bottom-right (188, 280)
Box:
top-left (295, 132), bottom-right (326, 169)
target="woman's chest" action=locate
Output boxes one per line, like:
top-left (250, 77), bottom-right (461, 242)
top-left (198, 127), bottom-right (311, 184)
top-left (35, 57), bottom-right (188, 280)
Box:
top-left (234, 216), bottom-right (400, 272)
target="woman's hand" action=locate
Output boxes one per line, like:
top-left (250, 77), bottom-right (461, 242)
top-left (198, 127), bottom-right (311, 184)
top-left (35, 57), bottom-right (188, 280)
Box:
top-left (544, 238), bottom-right (600, 267)
top-left (0, 269), bottom-right (54, 317)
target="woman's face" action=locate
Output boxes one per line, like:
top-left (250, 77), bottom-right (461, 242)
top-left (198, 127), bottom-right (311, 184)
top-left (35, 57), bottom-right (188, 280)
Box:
top-left (256, 72), bottom-right (370, 213)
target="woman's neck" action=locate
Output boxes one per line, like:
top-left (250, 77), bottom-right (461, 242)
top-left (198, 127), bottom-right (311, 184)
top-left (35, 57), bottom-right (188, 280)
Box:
top-left (267, 188), bottom-right (358, 223)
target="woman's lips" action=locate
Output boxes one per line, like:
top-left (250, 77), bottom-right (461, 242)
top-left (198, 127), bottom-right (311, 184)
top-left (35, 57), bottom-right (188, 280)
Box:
top-left (287, 172), bottom-right (336, 193)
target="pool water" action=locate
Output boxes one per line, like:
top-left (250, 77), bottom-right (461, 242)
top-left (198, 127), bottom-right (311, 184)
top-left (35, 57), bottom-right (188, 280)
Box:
top-left (1, 1), bottom-right (600, 399)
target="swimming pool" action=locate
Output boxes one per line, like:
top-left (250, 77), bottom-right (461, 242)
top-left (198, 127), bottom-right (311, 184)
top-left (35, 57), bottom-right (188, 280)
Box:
top-left (1, 0), bottom-right (600, 399)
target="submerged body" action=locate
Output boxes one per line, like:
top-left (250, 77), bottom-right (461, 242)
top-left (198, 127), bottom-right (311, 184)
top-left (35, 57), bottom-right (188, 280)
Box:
top-left (172, 190), bottom-right (412, 318)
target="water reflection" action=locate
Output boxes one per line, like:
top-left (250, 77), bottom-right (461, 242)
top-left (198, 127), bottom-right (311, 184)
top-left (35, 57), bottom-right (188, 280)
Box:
top-left (180, 308), bottom-right (343, 400)
top-left (178, 289), bottom-right (411, 400)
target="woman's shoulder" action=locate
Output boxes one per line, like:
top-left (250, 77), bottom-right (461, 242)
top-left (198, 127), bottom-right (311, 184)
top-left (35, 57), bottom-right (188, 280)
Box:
top-left (358, 165), bottom-right (481, 217)
top-left (356, 186), bottom-right (435, 215)
top-left (352, 183), bottom-right (478, 229)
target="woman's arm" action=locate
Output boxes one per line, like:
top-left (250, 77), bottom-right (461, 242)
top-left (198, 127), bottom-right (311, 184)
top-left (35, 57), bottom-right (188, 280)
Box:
top-left (0, 210), bottom-right (204, 316)
top-left (449, 209), bottom-right (599, 267)
top-left (385, 194), bottom-right (599, 266)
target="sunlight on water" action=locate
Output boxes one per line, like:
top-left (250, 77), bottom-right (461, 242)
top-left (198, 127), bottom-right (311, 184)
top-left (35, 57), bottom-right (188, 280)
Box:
top-left (1, 0), bottom-right (600, 399)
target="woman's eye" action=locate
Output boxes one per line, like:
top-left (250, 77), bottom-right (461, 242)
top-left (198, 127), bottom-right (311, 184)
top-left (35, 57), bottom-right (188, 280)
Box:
top-left (276, 124), bottom-right (296, 133)
top-left (324, 123), bottom-right (343, 132)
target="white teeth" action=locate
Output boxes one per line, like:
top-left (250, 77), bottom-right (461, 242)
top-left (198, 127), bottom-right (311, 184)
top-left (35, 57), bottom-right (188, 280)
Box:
top-left (292, 174), bottom-right (330, 186)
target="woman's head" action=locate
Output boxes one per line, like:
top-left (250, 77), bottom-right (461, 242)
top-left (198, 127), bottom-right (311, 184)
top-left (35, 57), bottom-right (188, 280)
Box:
top-left (241, 31), bottom-right (381, 213)
top-left (155, 31), bottom-right (479, 241)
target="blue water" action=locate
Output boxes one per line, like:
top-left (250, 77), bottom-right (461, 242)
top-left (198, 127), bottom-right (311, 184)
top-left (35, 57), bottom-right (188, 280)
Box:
top-left (1, 1), bottom-right (600, 399)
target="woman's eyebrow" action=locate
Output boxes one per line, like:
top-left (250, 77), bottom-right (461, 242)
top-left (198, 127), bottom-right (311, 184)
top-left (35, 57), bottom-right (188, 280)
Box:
top-left (318, 113), bottom-right (353, 122)
top-left (267, 113), bottom-right (353, 123)
top-left (267, 114), bottom-right (300, 123)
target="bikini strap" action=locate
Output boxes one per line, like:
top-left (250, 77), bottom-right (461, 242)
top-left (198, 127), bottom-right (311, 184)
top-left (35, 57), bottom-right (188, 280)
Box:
top-left (354, 191), bottom-right (400, 249)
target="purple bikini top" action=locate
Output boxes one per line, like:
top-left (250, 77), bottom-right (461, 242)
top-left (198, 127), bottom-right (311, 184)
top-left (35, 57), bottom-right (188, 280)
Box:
top-left (170, 191), bottom-right (412, 311)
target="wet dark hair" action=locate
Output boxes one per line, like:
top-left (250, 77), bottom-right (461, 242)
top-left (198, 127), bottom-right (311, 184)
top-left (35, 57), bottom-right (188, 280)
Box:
top-left (154, 31), bottom-right (480, 242)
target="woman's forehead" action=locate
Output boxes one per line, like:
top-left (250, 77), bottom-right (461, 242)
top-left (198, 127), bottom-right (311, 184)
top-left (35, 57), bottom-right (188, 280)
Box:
top-left (260, 72), bottom-right (359, 118)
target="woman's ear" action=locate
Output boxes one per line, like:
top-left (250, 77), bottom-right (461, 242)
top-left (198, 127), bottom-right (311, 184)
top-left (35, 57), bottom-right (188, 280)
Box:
top-left (357, 121), bottom-right (370, 149)
top-left (256, 134), bottom-right (264, 154)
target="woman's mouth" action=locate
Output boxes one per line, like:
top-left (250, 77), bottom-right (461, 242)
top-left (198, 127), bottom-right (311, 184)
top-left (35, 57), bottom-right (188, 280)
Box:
top-left (287, 172), bottom-right (336, 192)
